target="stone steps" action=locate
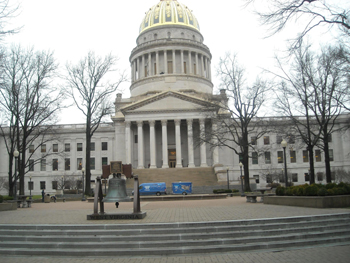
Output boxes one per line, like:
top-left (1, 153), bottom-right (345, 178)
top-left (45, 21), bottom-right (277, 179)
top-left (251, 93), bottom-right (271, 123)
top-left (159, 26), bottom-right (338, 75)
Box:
top-left (0, 213), bottom-right (349, 257)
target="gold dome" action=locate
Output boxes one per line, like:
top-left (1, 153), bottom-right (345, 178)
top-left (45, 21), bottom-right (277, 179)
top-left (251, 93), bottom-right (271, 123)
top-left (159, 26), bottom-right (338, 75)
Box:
top-left (140, 0), bottom-right (200, 34)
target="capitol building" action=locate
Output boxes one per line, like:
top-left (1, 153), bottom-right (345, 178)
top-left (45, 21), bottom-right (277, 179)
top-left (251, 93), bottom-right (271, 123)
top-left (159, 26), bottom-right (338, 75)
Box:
top-left (1, 0), bottom-right (349, 196)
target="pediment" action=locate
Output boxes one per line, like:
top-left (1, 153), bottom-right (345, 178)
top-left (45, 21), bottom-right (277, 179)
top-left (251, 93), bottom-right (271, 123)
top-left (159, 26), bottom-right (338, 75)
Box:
top-left (121, 91), bottom-right (216, 114)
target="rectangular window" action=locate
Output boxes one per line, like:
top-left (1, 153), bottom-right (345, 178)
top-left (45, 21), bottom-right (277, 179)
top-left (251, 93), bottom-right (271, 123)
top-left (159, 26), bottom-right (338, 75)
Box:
top-left (41, 144), bottom-right (46, 153)
top-left (52, 181), bottom-right (58, 190)
top-left (154, 63), bottom-right (157, 75)
top-left (90, 142), bottom-right (95, 151)
top-left (65, 158), bottom-right (70, 171)
top-left (304, 172), bottom-right (310, 182)
top-left (252, 152), bottom-right (258, 165)
top-left (53, 144), bottom-right (58, 152)
top-left (253, 175), bottom-right (259, 184)
top-left (65, 143), bottom-right (70, 152)
top-left (317, 172), bottom-right (324, 181)
top-left (144, 66), bottom-right (148, 77)
top-left (251, 137), bottom-right (257, 145)
top-left (292, 173), bottom-right (298, 182)
top-left (279, 173), bottom-right (285, 183)
top-left (77, 158), bottom-right (82, 170)
top-left (331, 171), bottom-right (335, 181)
top-left (28, 181), bottom-right (33, 191)
top-left (328, 134), bottom-right (332, 142)
top-left (77, 143), bottom-right (83, 151)
top-left (52, 159), bottom-right (58, 171)
top-left (90, 158), bottom-right (95, 170)
top-left (315, 149), bottom-right (321, 162)
top-left (329, 149), bottom-right (334, 161)
top-left (184, 62), bottom-right (187, 74)
top-left (290, 151), bottom-right (296, 163)
top-left (101, 142), bottom-right (108, 151)
top-left (193, 63), bottom-right (197, 75)
top-left (264, 136), bottom-right (270, 145)
top-left (40, 159), bottom-right (46, 171)
top-left (266, 174), bottom-right (272, 184)
top-left (29, 159), bottom-right (34, 171)
top-left (265, 152), bottom-right (271, 164)
top-left (303, 150), bottom-right (309, 163)
top-left (167, 61), bottom-right (173, 74)
top-left (102, 157), bottom-right (108, 166)
top-left (29, 145), bottom-right (34, 153)
top-left (134, 135), bottom-right (138, 144)
top-left (288, 135), bottom-right (295, 144)
top-left (277, 151), bottom-right (284, 164)
top-left (40, 181), bottom-right (46, 190)
top-left (276, 135), bottom-right (282, 145)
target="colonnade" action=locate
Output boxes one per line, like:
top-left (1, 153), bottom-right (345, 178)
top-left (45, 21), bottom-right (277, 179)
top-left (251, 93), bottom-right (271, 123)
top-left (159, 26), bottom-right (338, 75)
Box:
top-left (124, 119), bottom-right (219, 169)
top-left (131, 49), bottom-right (212, 82)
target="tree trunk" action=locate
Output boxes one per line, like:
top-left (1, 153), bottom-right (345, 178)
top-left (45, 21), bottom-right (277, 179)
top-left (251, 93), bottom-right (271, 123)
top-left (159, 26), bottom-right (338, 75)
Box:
top-left (323, 131), bottom-right (332, 183)
top-left (308, 145), bottom-right (315, 184)
top-left (85, 119), bottom-right (92, 196)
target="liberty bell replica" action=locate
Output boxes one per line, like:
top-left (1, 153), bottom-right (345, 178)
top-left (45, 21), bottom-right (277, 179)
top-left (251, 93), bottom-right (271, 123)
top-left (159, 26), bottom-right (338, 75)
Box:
top-left (103, 173), bottom-right (132, 203)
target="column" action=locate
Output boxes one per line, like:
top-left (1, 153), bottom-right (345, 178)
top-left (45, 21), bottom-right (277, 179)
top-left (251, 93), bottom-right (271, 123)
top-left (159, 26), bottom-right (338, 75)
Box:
top-left (188, 51), bottom-right (192, 74)
top-left (141, 55), bottom-right (144, 78)
top-left (137, 121), bottom-right (144, 169)
top-left (208, 60), bottom-right (212, 80)
top-left (148, 53), bottom-right (152, 76)
top-left (149, 120), bottom-right (156, 169)
top-left (201, 54), bottom-right (204, 77)
top-left (125, 121), bottom-right (131, 164)
top-left (164, 50), bottom-right (168, 74)
top-left (136, 57), bottom-right (140, 80)
top-left (181, 50), bottom-right (184, 74)
top-left (175, 119), bottom-right (182, 167)
top-left (199, 119), bottom-right (207, 167)
top-left (173, 50), bottom-right (176, 74)
top-left (187, 119), bottom-right (195, 168)
top-left (212, 121), bottom-right (219, 165)
top-left (156, 51), bottom-right (159, 75)
top-left (161, 120), bottom-right (168, 168)
top-left (131, 61), bottom-right (134, 82)
top-left (195, 53), bottom-right (199, 75)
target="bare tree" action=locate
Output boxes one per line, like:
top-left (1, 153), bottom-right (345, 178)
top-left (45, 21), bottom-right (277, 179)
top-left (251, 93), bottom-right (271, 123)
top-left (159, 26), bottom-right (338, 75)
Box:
top-left (201, 53), bottom-right (271, 192)
top-left (65, 51), bottom-right (126, 195)
top-left (245, 0), bottom-right (350, 49)
top-left (0, 0), bottom-right (20, 39)
top-left (0, 45), bottom-right (65, 196)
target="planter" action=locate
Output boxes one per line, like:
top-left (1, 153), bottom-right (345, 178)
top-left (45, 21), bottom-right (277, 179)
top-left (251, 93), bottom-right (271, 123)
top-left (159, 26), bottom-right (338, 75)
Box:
top-left (264, 195), bottom-right (350, 208)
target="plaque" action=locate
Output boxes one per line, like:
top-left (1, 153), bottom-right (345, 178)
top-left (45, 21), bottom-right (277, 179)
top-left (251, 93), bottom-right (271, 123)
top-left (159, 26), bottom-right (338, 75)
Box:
top-left (110, 161), bottom-right (122, 174)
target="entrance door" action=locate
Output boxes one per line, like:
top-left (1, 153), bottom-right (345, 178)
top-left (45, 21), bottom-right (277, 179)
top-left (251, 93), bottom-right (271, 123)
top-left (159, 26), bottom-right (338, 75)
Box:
top-left (168, 149), bottom-right (176, 168)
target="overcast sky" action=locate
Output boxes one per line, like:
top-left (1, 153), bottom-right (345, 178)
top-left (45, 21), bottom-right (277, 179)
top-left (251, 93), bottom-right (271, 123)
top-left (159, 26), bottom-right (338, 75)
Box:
top-left (5, 0), bottom-right (338, 124)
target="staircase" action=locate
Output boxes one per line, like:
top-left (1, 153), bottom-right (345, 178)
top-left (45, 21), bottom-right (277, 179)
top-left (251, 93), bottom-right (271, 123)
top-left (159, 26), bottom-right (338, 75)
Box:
top-left (125, 167), bottom-right (227, 193)
top-left (1, 213), bottom-right (350, 257)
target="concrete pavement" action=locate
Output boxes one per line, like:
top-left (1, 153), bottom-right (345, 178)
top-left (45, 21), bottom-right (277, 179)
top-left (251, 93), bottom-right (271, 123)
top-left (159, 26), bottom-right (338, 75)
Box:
top-left (1, 196), bottom-right (350, 262)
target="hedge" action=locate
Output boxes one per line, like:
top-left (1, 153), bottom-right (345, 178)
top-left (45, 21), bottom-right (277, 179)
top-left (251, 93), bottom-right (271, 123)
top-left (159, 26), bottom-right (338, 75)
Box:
top-left (276, 182), bottom-right (350, 196)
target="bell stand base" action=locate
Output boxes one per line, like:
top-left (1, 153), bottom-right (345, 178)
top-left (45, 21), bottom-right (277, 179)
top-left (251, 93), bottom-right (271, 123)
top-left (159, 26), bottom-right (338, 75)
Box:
top-left (87, 175), bottom-right (147, 220)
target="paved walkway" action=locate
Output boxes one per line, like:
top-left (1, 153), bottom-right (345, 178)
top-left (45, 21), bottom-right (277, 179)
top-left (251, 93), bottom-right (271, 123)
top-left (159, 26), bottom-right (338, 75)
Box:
top-left (1, 196), bottom-right (350, 262)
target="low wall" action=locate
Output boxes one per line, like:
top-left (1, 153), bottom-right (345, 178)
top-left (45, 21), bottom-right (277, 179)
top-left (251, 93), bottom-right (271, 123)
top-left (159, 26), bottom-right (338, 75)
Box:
top-left (0, 202), bottom-right (17, 211)
top-left (264, 195), bottom-right (350, 208)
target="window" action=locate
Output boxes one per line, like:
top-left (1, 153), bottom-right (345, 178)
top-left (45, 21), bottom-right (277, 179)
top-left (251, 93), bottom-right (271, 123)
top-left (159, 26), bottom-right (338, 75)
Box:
top-left (144, 65), bottom-right (148, 77)
top-left (41, 144), bottom-right (46, 153)
top-left (288, 135), bottom-right (295, 144)
top-left (102, 157), bottom-right (108, 166)
top-left (154, 63), bottom-right (157, 75)
top-left (253, 175), bottom-right (259, 184)
top-left (90, 158), bottom-right (95, 170)
top-left (65, 143), bottom-right (70, 152)
top-left (276, 135), bottom-right (282, 144)
top-left (317, 172), bottom-right (324, 181)
top-left (134, 135), bottom-right (138, 144)
top-left (303, 150), bottom-right (309, 163)
top-left (40, 159), bottom-right (46, 171)
top-left (292, 173), bottom-right (298, 182)
top-left (328, 134), bottom-right (332, 142)
top-left (28, 181), bottom-right (33, 191)
top-left (90, 142), bottom-right (95, 151)
top-left (53, 144), bottom-right (58, 152)
top-left (265, 152), bottom-right (271, 164)
top-left (29, 145), bottom-right (34, 153)
top-left (40, 181), bottom-right (46, 190)
top-left (65, 158), bottom-right (70, 171)
top-left (304, 172), bottom-right (310, 182)
top-left (52, 159), bottom-right (58, 171)
top-left (193, 63), bottom-right (197, 75)
top-left (52, 181), bottom-right (58, 190)
top-left (184, 62), bottom-right (187, 74)
top-left (167, 61), bottom-right (173, 74)
top-left (101, 142), bottom-right (108, 151)
top-left (329, 149), bottom-right (334, 161)
top-left (77, 143), bottom-right (83, 151)
top-left (279, 173), bottom-right (285, 183)
top-left (264, 136), bottom-right (270, 145)
top-left (252, 152), bottom-right (258, 165)
top-left (266, 174), bottom-right (272, 184)
top-left (315, 149), bottom-right (321, 162)
top-left (331, 171), bottom-right (335, 181)
top-left (29, 159), bottom-right (34, 171)
top-left (290, 151), bottom-right (296, 163)
top-left (251, 137), bottom-right (257, 145)
top-left (77, 158), bottom-right (82, 170)
top-left (277, 151), bottom-right (284, 164)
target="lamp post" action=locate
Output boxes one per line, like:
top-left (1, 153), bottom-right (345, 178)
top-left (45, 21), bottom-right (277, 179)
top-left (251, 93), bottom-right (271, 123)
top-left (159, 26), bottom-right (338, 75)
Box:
top-left (226, 167), bottom-right (230, 190)
top-left (13, 150), bottom-right (19, 200)
top-left (281, 139), bottom-right (288, 187)
top-left (29, 175), bottom-right (32, 200)
top-left (81, 168), bottom-right (86, 201)
top-left (239, 162), bottom-right (245, 197)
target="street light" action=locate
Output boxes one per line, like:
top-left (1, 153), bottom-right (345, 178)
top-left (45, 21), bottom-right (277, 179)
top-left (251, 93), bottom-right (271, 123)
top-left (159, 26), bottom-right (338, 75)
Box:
top-left (13, 150), bottom-right (19, 200)
top-left (239, 162), bottom-right (245, 197)
top-left (29, 175), bottom-right (32, 200)
top-left (81, 167), bottom-right (86, 201)
top-left (281, 139), bottom-right (288, 187)
top-left (226, 167), bottom-right (230, 190)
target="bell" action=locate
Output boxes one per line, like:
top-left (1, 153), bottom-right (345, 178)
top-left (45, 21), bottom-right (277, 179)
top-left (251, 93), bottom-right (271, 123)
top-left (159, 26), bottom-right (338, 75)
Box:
top-left (103, 176), bottom-right (132, 203)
